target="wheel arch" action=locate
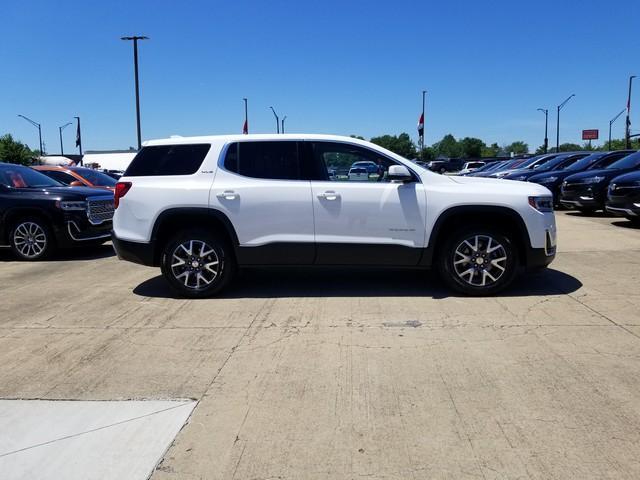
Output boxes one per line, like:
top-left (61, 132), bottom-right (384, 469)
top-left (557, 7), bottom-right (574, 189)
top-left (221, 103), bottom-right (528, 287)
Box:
top-left (150, 207), bottom-right (239, 266)
top-left (423, 205), bottom-right (532, 267)
top-left (2, 207), bottom-right (55, 244)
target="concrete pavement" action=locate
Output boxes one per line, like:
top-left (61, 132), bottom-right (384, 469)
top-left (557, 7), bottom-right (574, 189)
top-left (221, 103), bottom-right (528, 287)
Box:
top-left (0, 211), bottom-right (639, 479)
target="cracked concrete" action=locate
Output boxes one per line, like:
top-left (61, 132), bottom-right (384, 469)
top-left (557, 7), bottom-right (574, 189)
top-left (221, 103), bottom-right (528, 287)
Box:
top-left (1, 212), bottom-right (640, 479)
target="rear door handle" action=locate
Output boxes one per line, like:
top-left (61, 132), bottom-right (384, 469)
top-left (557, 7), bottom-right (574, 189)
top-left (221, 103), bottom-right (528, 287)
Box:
top-left (318, 191), bottom-right (340, 201)
top-left (217, 190), bottom-right (238, 200)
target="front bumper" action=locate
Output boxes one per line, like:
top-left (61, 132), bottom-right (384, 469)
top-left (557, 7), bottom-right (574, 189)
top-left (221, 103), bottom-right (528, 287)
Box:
top-left (112, 234), bottom-right (156, 266)
top-left (53, 213), bottom-right (112, 247)
top-left (560, 183), bottom-right (605, 209)
top-left (606, 195), bottom-right (640, 218)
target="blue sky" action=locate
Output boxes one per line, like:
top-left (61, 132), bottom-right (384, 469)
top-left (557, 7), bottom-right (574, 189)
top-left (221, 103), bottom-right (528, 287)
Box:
top-left (1, 0), bottom-right (639, 153)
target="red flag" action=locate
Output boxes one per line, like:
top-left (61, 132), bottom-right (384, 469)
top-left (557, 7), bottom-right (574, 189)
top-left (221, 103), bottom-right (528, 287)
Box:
top-left (242, 119), bottom-right (248, 134)
top-left (417, 113), bottom-right (424, 137)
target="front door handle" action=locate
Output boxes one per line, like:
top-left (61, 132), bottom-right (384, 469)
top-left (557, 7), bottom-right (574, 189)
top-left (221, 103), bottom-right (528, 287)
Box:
top-left (318, 191), bottom-right (340, 201)
top-left (217, 190), bottom-right (238, 200)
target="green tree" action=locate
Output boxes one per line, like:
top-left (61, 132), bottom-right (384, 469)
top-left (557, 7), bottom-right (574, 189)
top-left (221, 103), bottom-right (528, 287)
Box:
top-left (459, 137), bottom-right (486, 158)
top-left (551, 143), bottom-right (582, 152)
top-left (418, 147), bottom-right (435, 161)
top-left (504, 141), bottom-right (529, 155)
top-left (370, 133), bottom-right (417, 158)
top-left (0, 134), bottom-right (36, 165)
top-left (350, 135), bottom-right (365, 140)
top-left (432, 134), bottom-right (461, 158)
top-left (481, 143), bottom-right (501, 157)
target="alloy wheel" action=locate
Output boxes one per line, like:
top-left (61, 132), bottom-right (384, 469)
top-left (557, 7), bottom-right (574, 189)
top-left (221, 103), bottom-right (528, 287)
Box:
top-left (452, 234), bottom-right (507, 287)
top-left (170, 239), bottom-right (221, 290)
top-left (13, 222), bottom-right (47, 259)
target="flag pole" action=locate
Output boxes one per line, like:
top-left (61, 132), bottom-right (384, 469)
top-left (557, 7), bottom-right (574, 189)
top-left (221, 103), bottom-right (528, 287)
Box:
top-left (422, 90), bottom-right (426, 152)
top-left (243, 98), bottom-right (249, 134)
top-left (74, 116), bottom-right (83, 165)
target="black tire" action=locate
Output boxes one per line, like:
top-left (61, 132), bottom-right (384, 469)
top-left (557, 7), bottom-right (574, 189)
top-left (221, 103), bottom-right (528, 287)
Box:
top-left (577, 207), bottom-right (596, 215)
top-left (439, 167), bottom-right (447, 174)
top-left (9, 217), bottom-right (54, 261)
top-left (160, 229), bottom-right (235, 298)
top-left (437, 227), bottom-right (518, 296)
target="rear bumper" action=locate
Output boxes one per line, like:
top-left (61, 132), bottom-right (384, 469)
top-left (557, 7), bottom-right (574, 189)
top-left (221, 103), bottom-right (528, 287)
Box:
top-left (111, 234), bottom-right (156, 266)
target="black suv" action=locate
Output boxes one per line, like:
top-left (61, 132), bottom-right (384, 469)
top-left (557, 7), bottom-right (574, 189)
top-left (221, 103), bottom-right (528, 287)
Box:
top-left (0, 163), bottom-right (114, 260)
top-left (560, 151), bottom-right (640, 213)
top-left (606, 170), bottom-right (640, 224)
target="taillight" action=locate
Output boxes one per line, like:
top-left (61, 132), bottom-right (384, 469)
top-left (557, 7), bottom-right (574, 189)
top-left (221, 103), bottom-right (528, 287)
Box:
top-left (114, 181), bottom-right (132, 209)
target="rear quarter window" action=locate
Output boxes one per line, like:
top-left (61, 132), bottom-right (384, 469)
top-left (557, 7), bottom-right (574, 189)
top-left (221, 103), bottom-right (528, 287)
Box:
top-left (124, 144), bottom-right (211, 176)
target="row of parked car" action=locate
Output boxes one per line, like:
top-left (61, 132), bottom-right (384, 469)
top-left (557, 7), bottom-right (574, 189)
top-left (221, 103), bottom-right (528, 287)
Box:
top-left (0, 163), bottom-right (116, 260)
top-left (457, 150), bottom-right (640, 224)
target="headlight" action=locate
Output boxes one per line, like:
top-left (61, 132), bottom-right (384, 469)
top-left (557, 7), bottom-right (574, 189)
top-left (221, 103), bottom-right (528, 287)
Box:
top-left (537, 176), bottom-right (558, 184)
top-left (528, 196), bottom-right (554, 212)
top-left (582, 176), bottom-right (606, 184)
top-left (512, 175), bottom-right (528, 181)
top-left (56, 200), bottom-right (87, 211)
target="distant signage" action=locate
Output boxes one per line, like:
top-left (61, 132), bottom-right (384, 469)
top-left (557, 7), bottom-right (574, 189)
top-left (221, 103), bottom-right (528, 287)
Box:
top-left (582, 129), bottom-right (599, 140)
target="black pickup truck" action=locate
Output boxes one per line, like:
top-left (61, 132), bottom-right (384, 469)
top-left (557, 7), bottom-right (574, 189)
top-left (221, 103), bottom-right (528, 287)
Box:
top-left (0, 162), bottom-right (114, 260)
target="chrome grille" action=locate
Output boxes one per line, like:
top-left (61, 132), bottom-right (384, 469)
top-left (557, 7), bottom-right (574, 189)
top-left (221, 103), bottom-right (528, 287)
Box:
top-left (87, 197), bottom-right (114, 224)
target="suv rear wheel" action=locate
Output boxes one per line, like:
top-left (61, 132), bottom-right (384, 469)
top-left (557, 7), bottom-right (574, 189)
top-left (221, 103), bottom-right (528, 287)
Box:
top-left (437, 227), bottom-right (518, 295)
top-left (160, 230), bottom-right (235, 298)
top-left (10, 217), bottom-right (53, 261)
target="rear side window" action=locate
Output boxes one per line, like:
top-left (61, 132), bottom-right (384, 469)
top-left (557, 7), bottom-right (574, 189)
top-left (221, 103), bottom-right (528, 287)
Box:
top-left (224, 141), bottom-right (301, 180)
top-left (40, 170), bottom-right (76, 185)
top-left (125, 144), bottom-right (211, 176)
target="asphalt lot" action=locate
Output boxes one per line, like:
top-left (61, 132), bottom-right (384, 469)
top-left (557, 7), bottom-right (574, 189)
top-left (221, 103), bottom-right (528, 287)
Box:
top-left (1, 211), bottom-right (640, 479)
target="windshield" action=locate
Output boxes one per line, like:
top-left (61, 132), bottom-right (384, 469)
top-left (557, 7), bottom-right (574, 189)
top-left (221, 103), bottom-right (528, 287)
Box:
top-left (0, 165), bottom-right (63, 188)
top-left (534, 155), bottom-right (580, 172)
top-left (607, 151), bottom-right (640, 170)
top-left (71, 168), bottom-right (117, 187)
top-left (565, 153), bottom-right (605, 171)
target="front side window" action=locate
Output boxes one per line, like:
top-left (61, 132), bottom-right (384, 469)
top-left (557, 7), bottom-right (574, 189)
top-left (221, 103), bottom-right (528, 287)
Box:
top-left (310, 142), bottom-right (412, 182)
top-left (606, 151), bottom-right (640, 170)
top-left (224, 141), bottom-right (302, 180)
top-left (125, 144), bottom-right (211, 177)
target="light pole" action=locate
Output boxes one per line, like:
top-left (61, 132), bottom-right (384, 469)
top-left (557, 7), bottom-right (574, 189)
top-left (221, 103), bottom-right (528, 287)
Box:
top-left (121, 35), bottom-right (149, 150)
top-left (281, 116), bottom-right (287, 134)
top-left (18, 114), bottom-right (43, 155)
top-left (537, 108), bottom-right (548, 153)
top-left (609, 108), bottom-right (626, 150)
top-left (556, 94), bottom-right (575, 152)
top-left (625, 75), bottom-right (636, 149)
top-left (270, 106), bottom-right (280, 134)
top-left (59, 122), bottom-right (72, 155)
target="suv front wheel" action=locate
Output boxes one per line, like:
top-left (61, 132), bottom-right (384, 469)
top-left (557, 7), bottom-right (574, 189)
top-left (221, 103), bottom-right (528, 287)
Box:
top-left (437, 227), bottom-right (518, 295)
top-left (160, 230), bottom-right (235, 298)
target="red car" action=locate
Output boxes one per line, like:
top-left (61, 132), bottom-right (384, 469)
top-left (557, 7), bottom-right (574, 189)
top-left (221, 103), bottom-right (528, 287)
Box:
top-left (32, 166), bottom-right (116, 191)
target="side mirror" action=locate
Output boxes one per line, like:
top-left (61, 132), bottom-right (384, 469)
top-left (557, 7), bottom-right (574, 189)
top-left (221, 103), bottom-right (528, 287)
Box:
top-left (387, 165), bottom-right (413, 182)
top-left (69, 180), bottom-right (84, 187)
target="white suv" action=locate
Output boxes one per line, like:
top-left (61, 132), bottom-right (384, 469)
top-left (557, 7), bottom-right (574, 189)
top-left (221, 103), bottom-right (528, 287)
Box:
top-left (112, 134), bottom-right (557, 297)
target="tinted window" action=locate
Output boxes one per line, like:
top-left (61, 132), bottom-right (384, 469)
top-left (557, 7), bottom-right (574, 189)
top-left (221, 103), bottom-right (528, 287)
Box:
top-left (593, 152), bottom-right (630, 169)
top-left (565, 152), bottom-right (605, 171)
top-left (311, 141), bottom-right (414, 183)
top-left (607, 151), bottom-right (640, 170)
top-left (0, 165), bottom-right (62, 188)
top-left (125, 144), bottom-right (211, 176)
top-left (40, 170), bottom-right (77, 185)
top-left (224, 141), bottom-right (302, 180)
top-left (71, 168), bottom-right (117, 187)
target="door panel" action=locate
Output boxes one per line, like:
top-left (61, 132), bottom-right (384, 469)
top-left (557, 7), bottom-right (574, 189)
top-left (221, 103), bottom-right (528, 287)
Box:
top-left (311, 181), bottom-right (427, 264)
top-left (210, 141), bottom-right (315, 264)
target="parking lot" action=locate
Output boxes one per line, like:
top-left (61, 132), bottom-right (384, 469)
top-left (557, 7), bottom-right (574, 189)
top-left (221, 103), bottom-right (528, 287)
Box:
top-left (1, 211), bottom-right (639, 479)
